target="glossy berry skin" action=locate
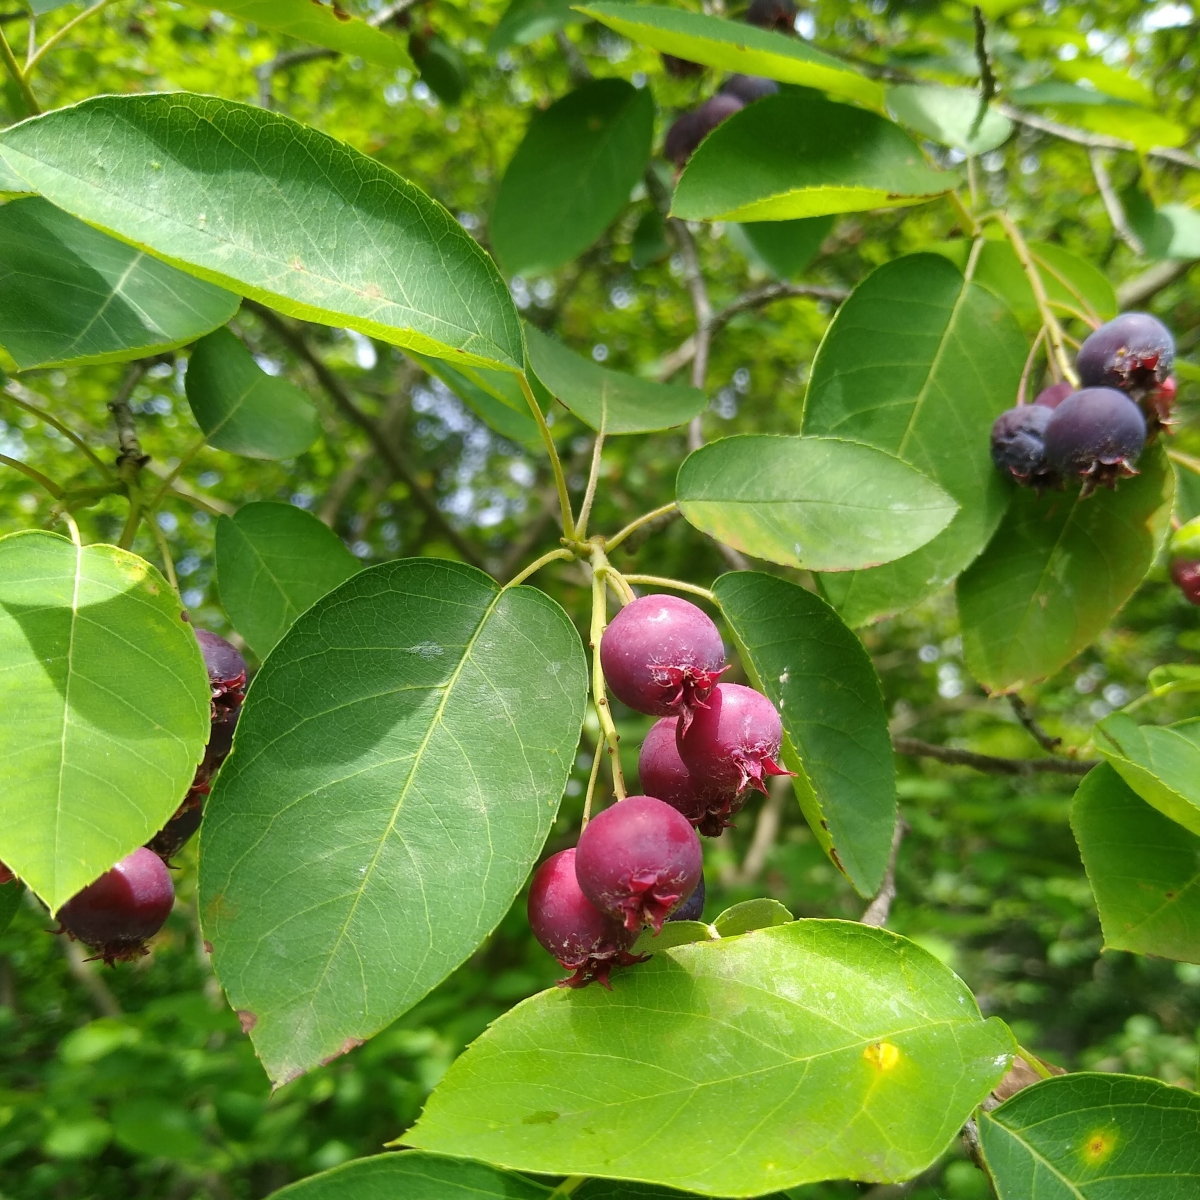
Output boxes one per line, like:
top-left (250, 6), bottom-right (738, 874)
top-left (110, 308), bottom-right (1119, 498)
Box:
top-left (744, 0), bottom-right (797, 31)
top-left (58, 848), bottom-right (175, 965)
top-left (678, 683), bottom-right (793, 796)
top-left (575, 796), bottom-right (704, 934)
top-left (639, 717), bottom-right (744, 836)
top-left (600, 595), bottom-right (727, 731)
top-left (1034, 381), bottom-right (1074, 410)
top-left (1043, 387), bottom-right (1146, 495)
top-left (1171, 559), bottom-right (1200, 606)
top-left (669, 873), bottom-right (705, 922)
top-left (720, 74), bottom-right (779, 104)
top-left (528, 849), bottom-right (644, 989)
top-left (664, 94), bottom-right (745, 167)
top-left (990, 405), bottom-right (1056, 489)
top-left (1077, 312), bottom-right (1174, 403)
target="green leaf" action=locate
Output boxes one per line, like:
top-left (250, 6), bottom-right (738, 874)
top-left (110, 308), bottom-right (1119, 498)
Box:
top-left (711, 897), bottom-right (792, 936)
top-left (1070, 105), bottom-right (1187, 151)
top-left (180, 0), bottom-right (412, 69)
top-left (1094, 713), bottom-right (1200, 837)
top-left (0, 197), bottom-right (238, 372)
top-left (491, 79), bottom-right (654, 276)
top-left (979, 1073), bottom-right (1200, 1198)
top-left (200, 559), bottom-right (588, 1086)
top-left (957, 443), bottom-right (1174, 694)
top-left (678, 434), bottom-right (957, 572)
top-left (577, 4), bottom-right (885, 110)
top-left (0, 94), bottom-right (522, 371)
top-left (804, 254), bottom-right (1028, 627)
top-left (714, 572), bottom-right (896, 896)
top-left (1147, 664), bottom-right (1200, 694)
top-left (0, 881), bottom-right (23, 938)
top-left (406, 921), bottom-right (1016, 1195)
top-left (215, 502), bottom-right (360, 658)
top-left (1127, 200), bottom-right (1200, 262)
top-left (412, 353), bottom-right (541, 447)
top-left (185, 328), bottom-right (320, 460)
top-left (0, 531), bottom-right (210, 911)
top-left (490, 0), bottom-right (582, 52)
top-left (1071, 763), bottom-right (1200, 964)
top-left (631, 919), bottom-right (716, 954)
top-left (631, 208), bottom-right (670, 269)
top-left (411, 34), bottom-right (467, 107)
top-left (886, 85), bottom-right (1013, 155)
top-left (1010, 82), bottom-right (1134, 107)
top-left (525, 325), bottom-right (706, 434)
top-left (672, 94), bottom-right (955, 223)
top-left (732, 215), bottom-right (833, 280)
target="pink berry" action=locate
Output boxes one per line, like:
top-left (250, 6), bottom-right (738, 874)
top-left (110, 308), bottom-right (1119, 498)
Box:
top-left (1033, 381), bottom-right (1074, 409)
top-left (527, 849), bottom-right (645, 989)
top-left (575, 796), bottom-right (703, 934)
top-left (600, 595), bottom-right (727, 732)
top-left (677, 682), bottom-right (793, 796)
top-left (1171, 559), bottom-right (1200, 606)
top-left (638, 717), bottom-right (743, 837)
top-left (58, 848), bottom-right (175, 965)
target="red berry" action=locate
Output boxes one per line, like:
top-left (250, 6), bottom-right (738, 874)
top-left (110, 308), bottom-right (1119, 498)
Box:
top-left (1171, 559), bottom-right (1200, 606)
top-left (664, 94), bottom-right (745, 167)
top-left (638, 717), bottom-right (744, 837)
top-left (528, 849), bottom-right (645, 989)
top-left (1043, 387), bottom-right (1146, 495)
top-left (1034, 381), bottom-right (1074, 409)
top-left (677, 682), bottom-right (793, 796)
top-left (196, 628), bottom-right (247, 715)
top-left (990, 405), bottom-right (1057, 489)
top-left (146, 788), bottom-right (207, 863)
top-left (1077, 312), bottom-right (1174, 403)
top-left (575, 796), bottom-right (703, 934)
top-left (600, 595), bottom-right (727, 731)
top-left (58, 848), bottom-right (175, 965)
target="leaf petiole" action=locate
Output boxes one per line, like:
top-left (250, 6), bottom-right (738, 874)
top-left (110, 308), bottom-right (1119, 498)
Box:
top-left (0, 452), bottom-right (64, 499)
top-left (0, 22), bottom-right (40, 115)
top-left (505, 546), bottom-right (575, 589)
top-left (518, 371), bottom-right (575, 541)
top-left (604, 500), bottom-right (678, 551)
top-left (622, 573), bottom-right (717, 604)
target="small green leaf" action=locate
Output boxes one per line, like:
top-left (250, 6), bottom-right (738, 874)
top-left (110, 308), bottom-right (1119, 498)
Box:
top-left (525, 325), bottom-right (706, 434)
top-left (1071, 763), bottom-right (1200, 964)
top-left (413, 353), bottom-right (541, 446)
top-left (677, 435), bottom-right (958, 573)
top-left (0, 197), bottom-right (238, 372)
top-left (215, 502), bottom-right (360, 658)
top-left (0, 531), bottom-right (210, 911)
top-left (672, 94), bottom-right (955, 223)
top-left (185, 328), bottom-right (319, 460)
top-left (886, 85), bottom-right (1013, 155)
top-left (490, 0), bottom-right (583, 52)
top-left (407, 921), bottom-right (1015, 1195)
top-left (957, 443), bottom-right (1174, 694)
top-left (577, 4), bottom-right (885, 110)
top-left (0, 94), bottom-right (522, 371)
top-left (1094, 713), bottom-right (1200, 836)
top-left (1147, 664), bottom-right (1200, 694)
top-left (980, 1073), bottom-right (1200, 1198)
top-left (200, 559), bottom-right (588, 1085)
top-left (712, 897), bottom-right (792, 936)
top-left (632, 919), bottom-right (716, 954)
top-left (410, 34), bottom-right (467, 107)
top-left (714, 572), bottom-right (896, 896)
top-left (733, 215), bottom-right (833, 280)
top-left (492, 79), bottom-right (654, 276)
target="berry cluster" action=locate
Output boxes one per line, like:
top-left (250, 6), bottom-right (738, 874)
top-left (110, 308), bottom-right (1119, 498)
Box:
top-left (528, 595), bottom-right (790, 988)
top-left (991, 312), bottom-right (1176, 496)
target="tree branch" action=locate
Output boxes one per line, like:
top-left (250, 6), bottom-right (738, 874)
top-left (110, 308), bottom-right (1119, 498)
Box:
top-left (1007, 694), bottom-right (1063, 755)
top-left (1117, 258), bottom-right (1197, 308)
top-left (894, 736), bottom-right (1095, 776)
top-left (1088, 149), bottom-right (1145, 256)
top-left (860, 817), bottom-right (907, 927)
top-left (668, 216), bottom-right (714, 454)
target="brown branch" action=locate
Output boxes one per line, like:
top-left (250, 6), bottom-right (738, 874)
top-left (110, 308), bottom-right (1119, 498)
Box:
top-left (729, 776), bottom-right (788, 887)
top-left (668, 215), bottom-right (714, 454)
top-left (894, 736), bottom-right (1095, 776)
top-left (969, 6), bottom-right (997, 140)
top-left (1008, 694), bottom-right (1063, 755)
top-left (60, 936), bottom-right (122, 1019)
top-left (108, 362), bottom-right (150, 475)
top-left (860, 817), bottom-right (907, 927)
top-left (1088, 149), bottom-right (1145, 257)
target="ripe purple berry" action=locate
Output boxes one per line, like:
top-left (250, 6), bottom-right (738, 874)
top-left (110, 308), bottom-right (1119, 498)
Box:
top-left (196, 628), bottom-right (247, 716)
top-left (668, 872), bottom-right (705, 922)
top-left (1034, 381), bottom-right (1074, 410)
top-left (1171, 559), bottom-right (1200, 606)
top-left (1077, 312), bottom-right (1175, 404)
top-left (1043, 386), bottom-right (1146, 496)
top-left (744, 0), bottom-right (797, 32)
top-left (528, 849), bottom-right (645, 989)
top-left (58, 848), bottom-right (175, 965)
top-left (639, 717), bottom-right (744, 836)
top-left (720, 74), bottom-right (780, 104)
top-left (990, 405), bottom-right (1057, 489)
top-left (664, 93), bottom-right (745, 167)
top-left (677, 683), bottom-right (793, 796)
top-left (575, 796), bottom-right (704, 934)
top-left (600, 595), bottom-right (727, 731)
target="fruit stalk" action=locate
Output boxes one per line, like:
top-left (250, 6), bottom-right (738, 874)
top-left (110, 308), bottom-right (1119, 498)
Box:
top-left (588, 544), bottom-right (627, 799)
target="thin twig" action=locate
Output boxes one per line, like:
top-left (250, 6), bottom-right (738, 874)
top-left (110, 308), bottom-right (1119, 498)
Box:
top-left (968, 6), bottom-right (997, 140)
top-left (894, 736), bottom-right (1095, 776)
top-left (668, 217), bottom-right (714, 453)
top-left (1008, 694), bottom-right (1063, 754)
top-left (621, 574), bottom-right (717, 603)
top-left (3, 385), bottom-right (113, 476)
top-left (860, 817), bottom-right (908, 927)
top-left (0, 452), bottom-right (63, 498)
top-left (0, 21), bottom-right (39, 113)
top-left (24, 0), bottom-right (112, 73)
top-left (1088, 149), bottom-right (1145, 257)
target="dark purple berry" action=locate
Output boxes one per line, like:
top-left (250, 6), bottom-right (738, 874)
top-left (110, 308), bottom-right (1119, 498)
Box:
top-left (0, 863), bottom-right (12, 885)
top-left (575, 796), bottom-right (704, 934)
top-left (600, 595), bottom-right (727, 731)
top-left (528, 849), bottom-right (645, 989)
top-left (638, 717), bottom-right (744, 837)
top-left (664, 94), bottom-right (745, 167)
top-left (1171, 559), bottom-right (1200, 606)
top-left (196, 628), bottom-right (247, 716)
top-left (668, 873), bottom-right (705, 922)
top-left (744, 0), bottom-right (797, 32)
top-left (720, 74), bottom-right (779, 104)
top-left (1043, 386), bottom-right (1146, 496)
top-left (58, 848), bottom-right (174, 965)
top-left (1034, 381), bottom-right (1074, 410)
top-left (662, 52), bottom-right (704, 77)
top-left (677, 683), bottom-right (793, 797)
top-left (990, 404), bottom-right (1057, 489)
top-left (146, 790), bottom-right (206, 863)
top-left (1077, 313), bottom-right (1174, 403)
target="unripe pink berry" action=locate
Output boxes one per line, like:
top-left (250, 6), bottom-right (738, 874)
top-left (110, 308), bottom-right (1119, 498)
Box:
top-left (1171, 558), bottom-right (1200, 606)
top-left (677, 682), bottom-right (793, 796)
top-left (638, 717), bottom-right (744, 836)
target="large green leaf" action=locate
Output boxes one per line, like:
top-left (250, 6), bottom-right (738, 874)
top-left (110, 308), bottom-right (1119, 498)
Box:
top-left (490, 0), bottom-right (583, 52)
top-left (805, 254), bottom-right (1028, 626)
top-left (0, 197), bottom-right (238, 372)
top-left (0, 94), bottom-right (523, 371)
top-left (406, 921), bottom-right (1015, 1196)
top-left (0, 531), bottom-right (210, 911)
top-left (525, 325), bottom-right (705, 434)
top-left (714, 572), bottom-right (895, 896)
top-left (181, 0), bottom-right (412, 69)
top-left (979, 1073), bottom-right (1200, 1198)
top-left (200, 559), bottom-right (588, 1085)
top-left (491, 79), bottom-right (654, 276)
top-left (185, 328), bottom-right (320, 460)
top-left (1093, 713), bottom-right (1200, 837)
top-left (577, 4), bottom-right (885, 110)
top-left (957, 443), bottom-right (1173, 694)
top-left (677, 434), bottom-right (958, 572)
top-left (886, 85), bottom-right (1013, 155)
top-left (1071, 763), bottom-right (1200, 963)
top-left (672, 94), bottom-right (954, 223)
top-left (215, 502), bottom-right (360, 658)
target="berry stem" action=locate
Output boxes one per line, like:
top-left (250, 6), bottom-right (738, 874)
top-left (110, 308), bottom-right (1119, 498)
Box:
top-left (1168, 449), bottom-right (1200, 478)
top-left (588, 545), bottom-right (627, 800)
top-left (1015, 326), bottom-right (1047, 405)
top-left (575, 424), bottom-right (606, 540)
top-left (0, 453), bottom-right (64, 500)
top-left (505, 546), bottom-right (575, 588)
top-left (547, 1176), bottom-right (588, 1198)
top-left (604, 501), bottom-right (679, 551)
top-left (518, 371), bottom-right (576, 541)
top-left (143, 512), bottom-right (181, 596)
top-left (580, 726), bottom-right (604, 831)
top-left (621, 574), bottom-right (717, 604)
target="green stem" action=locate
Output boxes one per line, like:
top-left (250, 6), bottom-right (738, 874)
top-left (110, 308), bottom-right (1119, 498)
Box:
top-left (604, 501), bottom-right (678, 552)
top-left (146, 434), bottom-right (207, 511)
top-left (0, 452), bottom-right (63, 498)
top-left (575, 424), bottom-right (605, 540)
top-left (25, 0), bottom-right (113, 73)
top-left (621, 573), bottom-right (716, 604)
top-left (518, 371), bottom-right (575, 541)
top-left (589, 544), bottom-right (626, 800)
top-left (118, 480), bottom-right (143, 550)
top-left (0, 23), bottom-right (40, 114)
top-left (1016, 1045), bottom-right (1055, 1080)
top-left (948, 189), bottom-right (979, 236)
top-left (580, 728), bottom-right (604, 831)
top-left (1015, 326), bottom-right (1047, 405)
top-left (145, 512), bottom-right (180, 596)
top-left (547, 1178), bottom-right (588, 1199)
top-left (3, 389), bottom-right (113, 477)
top-left (505, 546), bottom-right (575, 588)
top-left (598, 564), bottom-right (635, 605)
top-left (1169, 449), bottom-right (1200, 477)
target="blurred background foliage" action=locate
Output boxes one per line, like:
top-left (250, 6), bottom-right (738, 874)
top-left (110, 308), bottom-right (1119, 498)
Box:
top-left (0, 0), bottom-right (1197, 1195)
